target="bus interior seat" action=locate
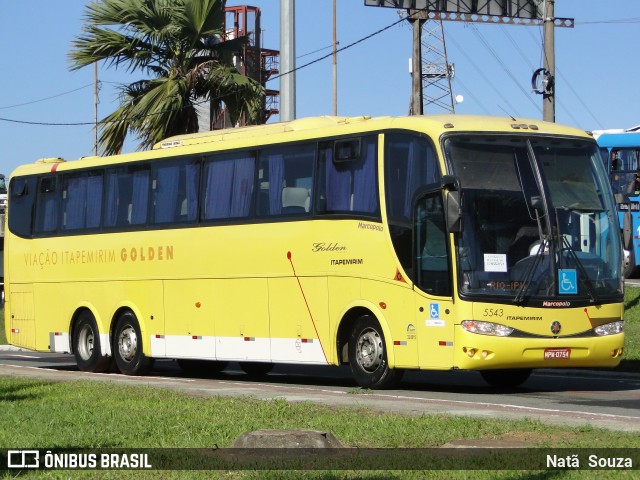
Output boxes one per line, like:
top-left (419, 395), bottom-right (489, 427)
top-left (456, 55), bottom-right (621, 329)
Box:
top-left (282, 187), bottom-right (309, 213)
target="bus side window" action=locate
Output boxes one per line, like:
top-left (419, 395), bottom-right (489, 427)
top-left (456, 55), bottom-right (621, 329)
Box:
top-left (62, 173), bottom-right (103, 231)
top-left (415, 193), bottom-right (451, 296)
top-left (104, 166), bottom-right (150, 228)
top-left (316, 135), bottom-right (379, 216)
top-left (8, 177), bottom-right (37, 237)
top-left (201, 152), bottom-right (255, 221)
top-left (385, 133), bottom-right (441, 279)
top-left (152, 159), bottom-right (200, 224)
top-left (34, 176), bottom-right (59, 234)
top-left (257, 144), bottom-right (314, 217)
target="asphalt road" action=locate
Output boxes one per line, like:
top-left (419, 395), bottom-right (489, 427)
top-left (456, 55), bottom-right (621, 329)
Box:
top-left (1, 347), bottom-right (640, 433)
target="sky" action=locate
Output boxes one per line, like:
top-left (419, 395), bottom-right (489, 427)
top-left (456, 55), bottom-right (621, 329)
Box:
top-left (1, 0), bottom-right (639, 178)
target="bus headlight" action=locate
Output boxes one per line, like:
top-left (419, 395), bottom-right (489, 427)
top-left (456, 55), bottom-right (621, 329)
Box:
top-left (594, 321), bottom-right (624, 336)
top-left (461, 320), bottom-right (514, 337)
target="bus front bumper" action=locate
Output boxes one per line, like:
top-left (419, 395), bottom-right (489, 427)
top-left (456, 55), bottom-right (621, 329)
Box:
top-left (453, 326), bottom-right (625, 370)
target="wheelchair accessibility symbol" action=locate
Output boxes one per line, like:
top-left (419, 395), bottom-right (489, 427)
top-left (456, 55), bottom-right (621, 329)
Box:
top-left (558, 269), bottom-right (577, 295)
top-left (429, 303), bottom-right (440, 319)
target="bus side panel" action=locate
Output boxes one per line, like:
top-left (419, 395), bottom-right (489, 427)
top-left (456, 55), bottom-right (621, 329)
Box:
top-left (162, 279), bottom-right (217, 360)
top-left (7, 285), bottom-right (35, 350)
top-left (414, 292), bottom-right (456, 370)
top-left (31, 280), bottom-right (164, 357)
top-left (112, 280), bottom-right (164, 358)
top-left (213, 278), bottom-right (270, 362)
top-left (269, 276), bottom-right (329, 364)
top-left (328, 276), bottom-right (361, 366)
top-left (361, 279), bottom-right (416, 369)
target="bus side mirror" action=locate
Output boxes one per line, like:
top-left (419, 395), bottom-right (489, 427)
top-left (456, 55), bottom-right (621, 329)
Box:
top-left (445, 190), bottom-right (462, 233)
top-left (442, 175), bottom-right (462, 233)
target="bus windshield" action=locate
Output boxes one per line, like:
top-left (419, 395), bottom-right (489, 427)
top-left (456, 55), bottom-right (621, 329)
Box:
top-left (445, 136), bottom-right (622, 302)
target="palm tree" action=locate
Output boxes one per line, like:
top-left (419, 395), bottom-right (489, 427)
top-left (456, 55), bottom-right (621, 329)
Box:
top-left (69, 0), bottom-right (265, 155)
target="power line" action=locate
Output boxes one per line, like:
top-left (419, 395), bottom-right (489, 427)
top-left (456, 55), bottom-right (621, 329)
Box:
top-left (523, 27), bottom-right (603, 129)
top-left (470, 24), bottom-right (540, 113)
top-left (0, 93), bottom-right (216, 127)
top-left (446, 32), bottom-right (522, 116)
top-left (577, 18), bottom-right (640, 25)
top-left (0, 10), bottom-right (414, 126)
top-left (0, 83), bottom-right (94, 110)
top-left (297, 43), bottom-right (338, 59)
top-left (269, 10), bottom-right (412, 82)
top-left (499, 25), bottom-right (582, 126)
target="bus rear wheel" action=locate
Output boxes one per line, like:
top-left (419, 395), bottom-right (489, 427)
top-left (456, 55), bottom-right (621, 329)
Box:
top-left (480, 369), bottom-right (532, 388)
top-left (73, 311), bottom-right (112, 373)
top-left (113, 311), bottom-right (153, 375)
top-left (348, 315), bottom-right (403, 389)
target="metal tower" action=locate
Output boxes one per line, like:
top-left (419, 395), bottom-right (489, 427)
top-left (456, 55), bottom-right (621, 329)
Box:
top-left (421, 19), bottom-right (455, 114)
top-left (407, 14), bottom-right (454, 115)
top-left (204, 5), bottom-right (280, 130)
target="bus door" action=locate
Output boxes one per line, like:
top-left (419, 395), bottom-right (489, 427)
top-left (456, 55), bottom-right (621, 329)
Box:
top-left (413, 190), bottom-right (455, 369)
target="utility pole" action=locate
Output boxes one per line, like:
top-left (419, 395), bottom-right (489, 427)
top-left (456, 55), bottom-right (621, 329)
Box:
top-left (332, 0), bottom-right (337, 116)
top-left (94, 62), bottom-right (99, 156)
top-left (409, 11), bottom-right (425, 115)
top-left (280, 0), bottom-right (296, 121)
top-left (542, 0), bottom-right (555, 122)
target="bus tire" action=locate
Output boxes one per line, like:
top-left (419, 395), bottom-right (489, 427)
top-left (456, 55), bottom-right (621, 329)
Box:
top-left (480, 368), bottom-right (532, 388)
top-left (239, 361), bottom-right (273, 377)
top-left (348, 315), bottom-right (403, 389)
top-left (623, 248), bottom-right (638, 279)
top-left (113, 311), bottom-right (153, 375)
top-left (623, 212), bottom-right (633, 250)
top-left (73, 311), bottom-right (112, 373)
top-left (177, 359), bottom-right (228, 375)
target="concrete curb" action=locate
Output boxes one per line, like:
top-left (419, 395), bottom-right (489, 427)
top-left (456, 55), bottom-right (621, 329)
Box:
top-left (0, 345), bottom-right (27, 352)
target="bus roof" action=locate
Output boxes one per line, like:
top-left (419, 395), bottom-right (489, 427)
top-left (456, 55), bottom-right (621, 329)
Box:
top-left (10, 114), bottom-right (593, 178)
top-left (153, 114), bottom-right (592, 150)
top-left (596, 131), bottom-right (640, 148)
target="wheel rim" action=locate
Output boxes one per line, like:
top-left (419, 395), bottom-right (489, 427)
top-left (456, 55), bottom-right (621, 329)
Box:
top-left (117, 324), bottom-right (138, 363)
top-left (355, 327), bottom-right (384, 372)
top-left (77, 324), bottom-right (94, 361)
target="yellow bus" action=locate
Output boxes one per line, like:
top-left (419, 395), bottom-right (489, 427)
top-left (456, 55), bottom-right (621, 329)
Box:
top-left (4, 115), bottom-right (625, 388)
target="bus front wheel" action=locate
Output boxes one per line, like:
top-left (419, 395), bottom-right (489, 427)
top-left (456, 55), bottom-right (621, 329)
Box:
top-left (73, 311), bottom-right (112, 373)
top-left (113, 311), bottom-right (154, 375)
top-left (348, 315), bottom-right (403, 389)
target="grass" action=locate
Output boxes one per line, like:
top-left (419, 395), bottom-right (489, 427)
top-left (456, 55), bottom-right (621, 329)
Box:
top-left (1, 377), bottom-right (639, 479)
top-left (0, 304), bottom-right (5, 345)
top-left (621, 287), bottom-right (640, 370)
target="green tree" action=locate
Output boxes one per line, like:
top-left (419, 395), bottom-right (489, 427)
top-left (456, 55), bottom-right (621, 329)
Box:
top-left (69, 0), bottom-right (265, 155)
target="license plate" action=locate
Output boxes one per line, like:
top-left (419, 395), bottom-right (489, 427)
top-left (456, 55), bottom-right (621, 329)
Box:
top-left (544, 348), bottom-right (571, 359)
